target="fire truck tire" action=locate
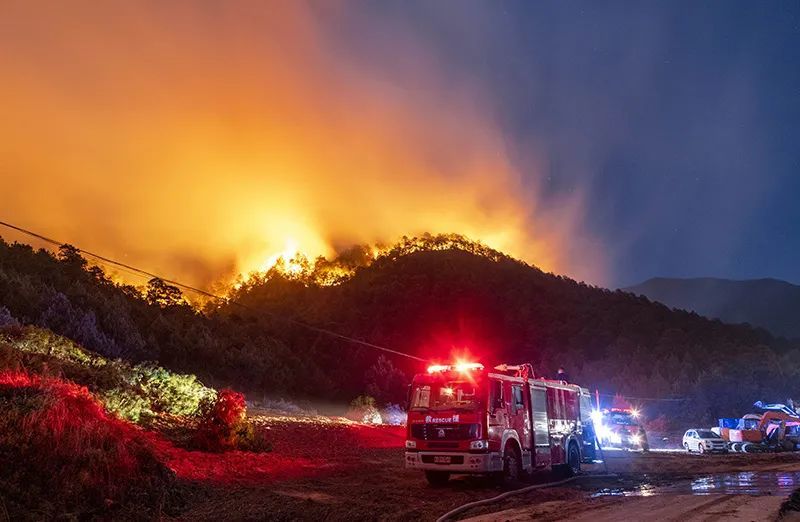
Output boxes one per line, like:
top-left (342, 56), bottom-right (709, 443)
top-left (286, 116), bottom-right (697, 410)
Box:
top-left (566, 442), bottom-right (581, 477)
top-left (494, 443), bottom-right (522, 486)
top-left (425, 470), bottom-right (451, 487)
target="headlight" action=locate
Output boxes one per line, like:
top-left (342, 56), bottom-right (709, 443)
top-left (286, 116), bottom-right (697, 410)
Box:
top-left (470, 440), bottom-right (488, 450)
top-left (631, 434), bottom-right (641, 444)
top-left (405, 440), bottom-right (417, 449)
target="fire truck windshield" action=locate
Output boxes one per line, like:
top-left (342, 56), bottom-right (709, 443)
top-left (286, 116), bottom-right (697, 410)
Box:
top-left (608, 412), bottom-right (639, 426)
top-left (409, 381), bottom-right (481, 412)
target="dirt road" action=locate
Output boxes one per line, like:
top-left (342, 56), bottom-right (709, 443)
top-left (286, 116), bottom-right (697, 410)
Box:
top-left (464, 494), bottom-right (786, 521)
top-left (459, 451), bottom-right (800, 521)
top-left (170, 414), bottom-right (800, 521)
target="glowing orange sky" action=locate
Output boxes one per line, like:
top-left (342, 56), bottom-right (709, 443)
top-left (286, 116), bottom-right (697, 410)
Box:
top-left (0, 1), bottom-right (604, 288)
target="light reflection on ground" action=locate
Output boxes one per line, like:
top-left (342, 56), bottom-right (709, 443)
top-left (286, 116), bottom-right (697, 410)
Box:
top-left (590, 471), bottom-right (800, 497)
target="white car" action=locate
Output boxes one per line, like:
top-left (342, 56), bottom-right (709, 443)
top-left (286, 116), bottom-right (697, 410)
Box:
top-left (683, 429), bottom-right (728, 453)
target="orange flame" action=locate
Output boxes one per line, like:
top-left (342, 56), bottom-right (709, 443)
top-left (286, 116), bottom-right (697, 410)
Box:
top-left (0, 2), bottom-right (605, 289)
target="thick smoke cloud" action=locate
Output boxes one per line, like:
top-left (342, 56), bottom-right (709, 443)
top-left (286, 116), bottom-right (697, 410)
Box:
top-left (0, 1), bottom-right (604, 288)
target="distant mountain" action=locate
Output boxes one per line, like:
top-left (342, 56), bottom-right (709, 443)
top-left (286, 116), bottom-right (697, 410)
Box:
top-left (624, 277), bottom-right (800, 339)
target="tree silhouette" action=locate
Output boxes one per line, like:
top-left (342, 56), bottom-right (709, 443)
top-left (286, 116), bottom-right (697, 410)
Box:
top-left (145, 278), bottom-right (185, 308)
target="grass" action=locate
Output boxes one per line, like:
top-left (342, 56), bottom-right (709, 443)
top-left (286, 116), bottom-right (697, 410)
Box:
top-left (0, 370), bottom-right (178, 520)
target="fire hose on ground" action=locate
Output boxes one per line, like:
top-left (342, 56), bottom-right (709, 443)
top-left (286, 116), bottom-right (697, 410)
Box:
top-left (435, 473), bottom-right (619, 522)
top-left (437, 433), bottom-right (612, 522)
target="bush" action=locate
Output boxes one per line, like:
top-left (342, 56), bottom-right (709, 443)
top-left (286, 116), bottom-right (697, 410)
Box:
top-left (381, 403), bottom-right (407, 425)
top-left (192, 389), bottom-right (271, 452)
top-left (0, 371), bottom-right (175, 519)
top-left (364, 355), bottom-right (407, 407)
top-left (0, 325), bottom-right (215, 424)
top-left (345, 395), bottom-right (382, 424)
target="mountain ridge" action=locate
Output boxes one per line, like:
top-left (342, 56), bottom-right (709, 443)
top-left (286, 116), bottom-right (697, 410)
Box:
top-left (624, 276), bottom-right (800, 339)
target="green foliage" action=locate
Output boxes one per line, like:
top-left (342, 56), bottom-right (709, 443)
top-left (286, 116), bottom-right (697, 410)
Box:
top-left (0, 325), bottom-right (214, 423)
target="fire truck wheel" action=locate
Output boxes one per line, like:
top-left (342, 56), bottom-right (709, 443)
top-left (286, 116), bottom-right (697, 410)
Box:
top-left (424, 470), bottom-right (450, 487)
top-left (566, 442), bottom-right (581, 476)
top-left (496, 443), bottom-right (522, 486)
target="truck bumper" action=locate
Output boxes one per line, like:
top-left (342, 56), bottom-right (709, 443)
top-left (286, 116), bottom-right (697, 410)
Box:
top-left (404, 451), bottom-right (503, 473)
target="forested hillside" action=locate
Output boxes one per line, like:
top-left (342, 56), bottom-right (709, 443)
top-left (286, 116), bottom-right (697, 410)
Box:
top-left (2, 234), bottom-right (799, 425)
top-left (227, 238), bottom-right (800, 424)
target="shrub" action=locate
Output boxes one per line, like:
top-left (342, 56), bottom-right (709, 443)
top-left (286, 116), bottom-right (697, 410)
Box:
top-left (364, 355), bottom-right (407, 407)
top-left (345, 395), bottom-right (382, 424)
top-left (381, 403), bottom-right (407, 425)
top-left (192, 389), bottom-right (271, 452)
top-left (0, 371), bottom-right (175, 519)
top-left (0, 325), bottom-right (215, 424)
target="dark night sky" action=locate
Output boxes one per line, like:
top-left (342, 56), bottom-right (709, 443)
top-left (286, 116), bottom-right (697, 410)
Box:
top-left (341, 1), bottom-right (800, 287)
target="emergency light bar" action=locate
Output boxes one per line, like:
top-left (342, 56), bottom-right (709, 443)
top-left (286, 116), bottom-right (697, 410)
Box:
top-left (426, 362), bottom-right (484, 373)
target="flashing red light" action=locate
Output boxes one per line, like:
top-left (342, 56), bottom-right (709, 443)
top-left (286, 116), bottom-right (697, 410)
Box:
top-left (426, 362), bottom-right (484, 374)
top-left (454, 361), bottom-right (484, 372)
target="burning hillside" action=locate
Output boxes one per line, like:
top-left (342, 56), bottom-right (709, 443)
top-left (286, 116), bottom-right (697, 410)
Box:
top-left (0, 2), bottom-right (604, 290)
top-left (232, 233), bottom-right (520, 289)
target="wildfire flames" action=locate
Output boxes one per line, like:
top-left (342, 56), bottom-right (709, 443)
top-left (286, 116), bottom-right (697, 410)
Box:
top-left (0, 2), bottom-right (604, 289)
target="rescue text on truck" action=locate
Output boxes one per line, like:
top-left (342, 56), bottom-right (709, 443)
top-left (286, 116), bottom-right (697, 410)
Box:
top-left (404, 361), bottom-right (596, 486)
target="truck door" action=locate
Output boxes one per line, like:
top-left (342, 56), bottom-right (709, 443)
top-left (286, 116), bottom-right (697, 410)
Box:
top-left (579, 391), bottom-right (596, 461)
top-left (509, 383), bottom-right (532, 465)
top-left (546, 386), bottom-right (568, 466)
top-left (531, 384), bottom-right (551, 467)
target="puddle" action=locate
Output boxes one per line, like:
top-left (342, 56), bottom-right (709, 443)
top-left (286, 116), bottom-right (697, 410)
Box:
top-left (585, 472), bottom-right (800, 497)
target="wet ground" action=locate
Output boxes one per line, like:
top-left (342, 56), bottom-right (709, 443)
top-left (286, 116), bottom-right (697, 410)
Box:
top-left (462, 454), bottom-right (800, 521)
top-left (584, 471), bottom-right (800, 497)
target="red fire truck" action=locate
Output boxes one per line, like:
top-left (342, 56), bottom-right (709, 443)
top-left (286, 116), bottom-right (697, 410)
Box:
top-left (404, 361), bottom-right (596, 485)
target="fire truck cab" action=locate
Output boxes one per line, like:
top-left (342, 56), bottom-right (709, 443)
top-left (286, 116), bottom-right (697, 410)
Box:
top-left (404, 362), bottom-right (595, 486)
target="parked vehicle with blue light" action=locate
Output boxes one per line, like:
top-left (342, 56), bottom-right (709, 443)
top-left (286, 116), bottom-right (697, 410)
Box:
top-left (593, 407), bottom-right (649, 451)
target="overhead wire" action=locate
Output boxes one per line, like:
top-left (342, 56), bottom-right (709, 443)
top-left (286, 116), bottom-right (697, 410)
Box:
top-left (0, 219), bottom-right (692, 397)
top-left (0, 219), bottom-right (426, 362)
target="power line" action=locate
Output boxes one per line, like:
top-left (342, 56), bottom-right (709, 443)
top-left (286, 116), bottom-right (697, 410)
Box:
top-left (0, 219), bottom-right (426, 362)
top-left (0, 219), bottom-right (697, 399)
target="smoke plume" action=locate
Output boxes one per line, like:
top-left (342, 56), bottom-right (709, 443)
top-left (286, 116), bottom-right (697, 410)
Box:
top-left (0, 1), bottom-right (604, 289)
